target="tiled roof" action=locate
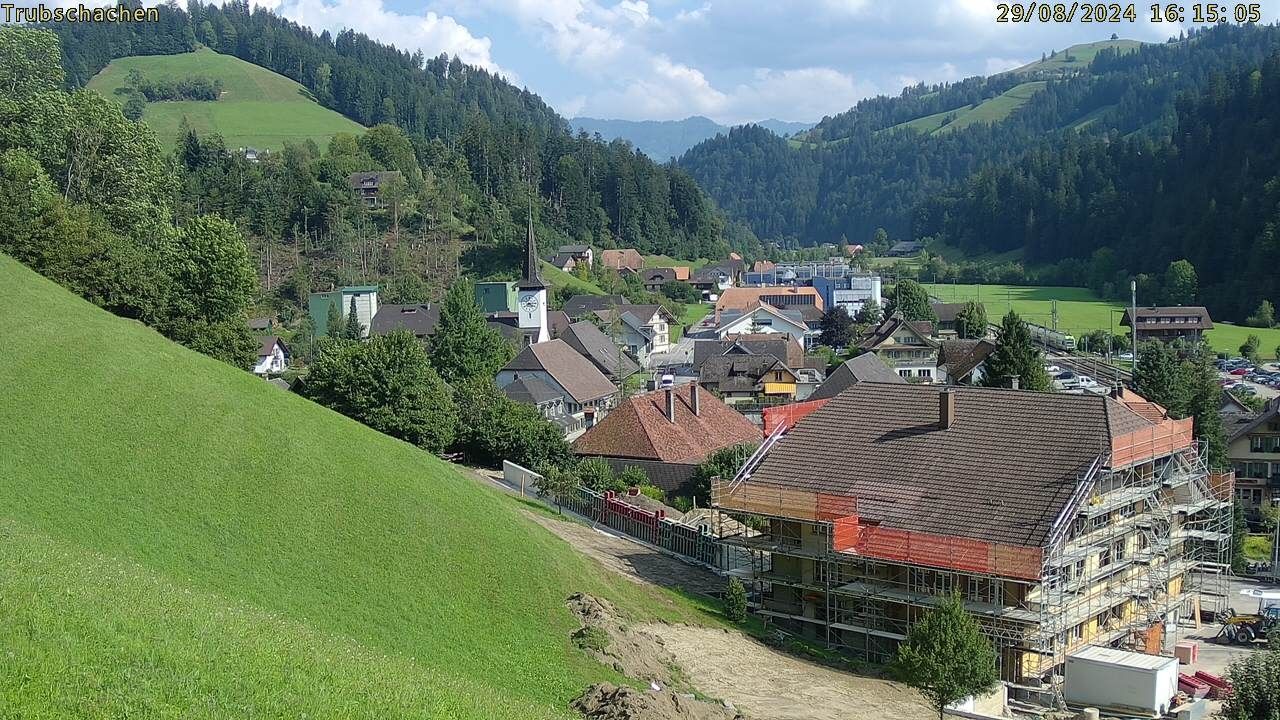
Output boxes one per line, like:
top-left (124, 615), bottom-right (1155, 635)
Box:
top-left (692, 334), bottom-right (803, 371)
top-left (858, 312), bottom-right (937, 351)
top-left (501, 339), bottom-right (617, 404)
top-left (743, 383), bottom-right (1160, 548)
top-left (809, 353), bottom-right (904, 400)
top-left (559, 244), bottom-right (591, 254)
top-left (699, 354), bottom-right (786, 385)
top-left (547, 310), bottom-right (572, 339)
top-left (371, 304), bottom-right (440, 337)
top-left (502, 375), bottom-right (562, 406)
top-left (931, 302), bottom-right (982, 324)
top-left (563, 295), bottom-right (628, 318)
top-left (715, 286), bottom-right (824, 316)
top-left (600, 248), bottom-right (644, 270)
top-left (257, 335), bottom-right (287, 357)
top-left (573, 385), bottom-right (760, 463)
top-left (561, 321), bottom-right (641, 379)
top-left (937, 339), bottom-right (996, 380)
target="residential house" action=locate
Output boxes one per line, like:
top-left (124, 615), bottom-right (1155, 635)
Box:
top-left (640, 267), bottom-right (680, 293)
top-left (858, 312), bottom-right (939, 382)
top-left (714, 303), bottom-right (810, 347)
top-left (561, 295), bottom-right (675, 364)
top-left (1121, 306), bottom-right (1214, 343)
top-left (347, 171), bottom-right (403, 209)
top-left (248, 316), bottom-right (275, 332)
top-left (931, 302), bottom-right (987, 337)
top-left (713, 384), bottom-right (1232, 689)
top-left (252, 336), bottom-right (289, 376)
top-left (370, 303), bottom-right (440, 342)
top-left (557, 244), bottom-right (594, 267)
top-left (751, 260), bottom-right (776, 273)
top-left (548, 252), bottom-right (578, 272)
top-left (475, 281), bottom-right (517, 314)
top-left (600, 248), bottom-right (644, 271)
top-left (699, 355), bottom-right (801, 406)
top-left (501, 375), bottom-right (574, 433)
top-left (723, 253), bottom-right (746, 282)
top-left (692, 334), bottom-right (804, 375)
top-left (496, 339), bottom-right (618, 433)
top-left (936, 338), bottom-right (996, 385)
top-left (572, 384), bottom-right (760, 491)
top-left (715, 286), bottom-right (823, 321)
top-left (691, 266), bottom-right (734, 300)
top-left (308, 285), bottom-right (379, 338)
top-left (1229, 398), bottom-right (1280, 523)
top-left (560, 320), bottom-right (641, 382)
top-left (808, 352), bottom-right (905, 400)
top-left (886, 240), bottom-right (924, 257)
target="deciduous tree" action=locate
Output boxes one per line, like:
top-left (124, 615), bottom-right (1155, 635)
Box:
top-left (892, 594), bottom-right (999, 720)
top-left (953, 300), bottom-right (987, 340)
top-left (428, 277), bottom-right (516, 384)
top-left (818, 306), bottom-right (855, 348)
top-left (886, 280), bottom-right (936, 322)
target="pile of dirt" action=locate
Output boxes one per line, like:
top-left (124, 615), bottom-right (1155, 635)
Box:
top-left (572, 683), bottom-right (743, 720)
top-left (567, 592), bottom-right (677, 684)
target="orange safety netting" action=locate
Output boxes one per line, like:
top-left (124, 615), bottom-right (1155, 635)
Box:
top-left (832, 515), bottom-right (1042, 581)
top-left (1110, 417), bottom-right (1194, 468)
top-left (762, 399), bottom-right (829, 435)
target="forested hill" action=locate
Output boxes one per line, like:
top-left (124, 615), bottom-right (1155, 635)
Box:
top-left (570, 116), bottom-right (813, 162)
top-left (920, 52), bottom-right (1280, 321)
top-left (47, 0), bottom-right (742, 264)
top-left (679, 25), bottom-right (1280, 247)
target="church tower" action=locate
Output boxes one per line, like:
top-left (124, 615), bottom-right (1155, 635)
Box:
top-left (516, 212), bottom-right (549, 345)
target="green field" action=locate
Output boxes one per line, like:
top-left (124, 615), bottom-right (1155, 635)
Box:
top-left (1007, 39), bottom-right (1144, 75)
top-left (86, 47), bottom-right (364, 150)
top-left (936, 82), bottom-right (1047, 134)
top-left (1245, 533), bottom-right (1273, 562)
top-left (923, 282), bottom-right (1280, 359)
top-left (0, 254), bottom-right (715, 718)
top-left (541, 261), bottom-right (606, 295)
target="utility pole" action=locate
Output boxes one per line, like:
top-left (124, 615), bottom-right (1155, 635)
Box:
top-left (1131, 279), bottom-right (1138, 363)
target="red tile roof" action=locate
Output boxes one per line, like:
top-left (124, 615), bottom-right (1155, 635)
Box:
top-left (573, 384), bottom-right (761, 464)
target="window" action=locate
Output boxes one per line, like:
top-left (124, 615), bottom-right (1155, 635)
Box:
top-left (919, 369), bottom-right (933, 379)
top-left (1098, 547), bottom-right (1112, 568)
top-left (898, 369), bottom-right (911, 378)
top-left (1113, 539), bottom-right (1127, 562)
top-left (1090, 514), bottom-right (1108, 531)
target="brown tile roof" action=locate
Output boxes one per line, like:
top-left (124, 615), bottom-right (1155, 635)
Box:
top-left (699, 355), bottom-right (795, 389)
top-left (692, 334), bottom-right (804, 371)
top-left (809, 353), bottom-right (904, 400)
top-left (715, 286), bottom-right (823, 316)
top-left (573, 385), bottom-right (760, 463)
top-left (600, 248), bottom-right (644, 270)
top-left (931, 302), bottom-right (983, 324)
top-left (1121, 306), bottom-right (1214, 331)
top-left (501, 339), bottom-right (617, 404)
top-left (741, 383), bottom-right (1160, 548)
top-left (561, 320), bottom-right (641, 380)
top-left (858, 313), bottom-right (937, 351)
top-left (937, 339), bottom-right (996, 380)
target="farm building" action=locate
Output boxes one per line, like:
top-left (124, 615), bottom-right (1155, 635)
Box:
top-left (710, 383), bottom-right (1232, 699)
top-left (1121, 307), bottom-right (1213, 343)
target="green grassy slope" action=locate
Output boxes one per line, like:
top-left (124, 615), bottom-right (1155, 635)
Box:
top-left (541, 261), bottom-right (606, 295)
top-left (86, 47), bottom-right (364, 150)
top-left (1008, 39), bottom-right (1144, 74)
top-left (0, 255), bottom-right (705, 718)
top-left (936, 82), bottom-right (1047, 134)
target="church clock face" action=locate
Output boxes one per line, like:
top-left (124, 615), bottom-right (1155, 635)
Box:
top-left (521, 295), bottom-right (539, 311)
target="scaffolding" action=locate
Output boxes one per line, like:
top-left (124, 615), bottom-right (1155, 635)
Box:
top-left (711, 416), bottom-right (1234, 706)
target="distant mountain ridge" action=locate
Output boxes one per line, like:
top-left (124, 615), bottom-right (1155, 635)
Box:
top-left (571, 115), bottom-right (813, 161)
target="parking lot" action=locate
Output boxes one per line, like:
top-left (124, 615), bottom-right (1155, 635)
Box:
top-left (1218, 357), bottom-right (1280, 402)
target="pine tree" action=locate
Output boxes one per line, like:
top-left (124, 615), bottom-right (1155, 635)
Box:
top-left (427, 277), bottom-right (516, 384)
top-left (343, 296), bottom-right (363, 339)
top-left (887, 280), bottom-right (936, 322)
top-left (1182, 350), bottom-right (1228, 468)
top-left (893, 594), bottom-right (999, 720)
top-left (1135, 341), bottom-right (1187, 414)
top-left (723, 578), bottom-right (748, 623)
top-left (980, 311), bottom-right (1051, 391)
top-left (325, 300), bottom-right (343, 338)
top-left (1242, 334), bottom-right (1262, 363)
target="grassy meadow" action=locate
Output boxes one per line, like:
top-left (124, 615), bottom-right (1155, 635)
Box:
top-left (86, 47), bottom-right (364, 150)
top-left (0, 254), bottom-right (717, 718)
top-left (923, 282), bottom-right (1280, 359)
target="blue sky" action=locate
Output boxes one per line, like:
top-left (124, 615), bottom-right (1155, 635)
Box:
top-left (56, 0), bottom-right (1280, 123)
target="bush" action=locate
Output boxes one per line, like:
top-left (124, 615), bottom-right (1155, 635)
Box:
top-left (571, 626), bottom-right (610, 652)
top-left (636, 484), bottom-right (665, 502)
top-left (724, 578), bottom-right (748, 623)
top-left (618, 466), bottom-right (650, 489)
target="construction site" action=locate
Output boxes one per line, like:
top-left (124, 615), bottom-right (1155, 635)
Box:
top-left (710, 384), bottom-right (1234, 706)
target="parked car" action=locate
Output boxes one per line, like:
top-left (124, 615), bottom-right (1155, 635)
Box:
top-left (1231, 368), bottom-right (1250, 376)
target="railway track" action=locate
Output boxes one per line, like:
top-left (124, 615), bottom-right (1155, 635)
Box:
top-left (1045, 350), bottom-right (1133, 386)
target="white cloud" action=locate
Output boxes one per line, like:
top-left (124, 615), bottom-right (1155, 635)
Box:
top-left (259, 0), bottom-right (510, 78)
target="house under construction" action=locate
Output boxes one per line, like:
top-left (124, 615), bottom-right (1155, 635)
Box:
top-left (711, 384), bottom-right (1233, 699)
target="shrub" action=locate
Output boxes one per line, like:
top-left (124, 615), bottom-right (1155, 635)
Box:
top-left (724, 577), bottom-right (747, 623)
top-left (618, 466), bottom-right (650, 489)
top-left (636, 484), bottom-right (665, 502)
top-left (571, 626), bottom-right (610, 653)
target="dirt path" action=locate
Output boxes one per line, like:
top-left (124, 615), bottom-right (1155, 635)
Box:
top-left (523, 510), bottom-right (727, 597)
top-left (641, 624), bottom-right (931, 720)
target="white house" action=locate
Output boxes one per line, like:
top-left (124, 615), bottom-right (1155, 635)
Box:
top-left (253, 336), bottom-right (289, 377)
top-left (495, 340), bottom-right (619, 433)
top-left (713, 303), bottom-right (808, 346)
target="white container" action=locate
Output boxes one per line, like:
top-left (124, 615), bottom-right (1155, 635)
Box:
top-left (1064, 646), bottom-right (1179, 716)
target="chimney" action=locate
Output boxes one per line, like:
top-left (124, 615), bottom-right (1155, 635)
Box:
top-left (665, 387), bottom-right (676, 423)
top-left (1110, 383), bottom-right (1124, 399)
top-left (690, 382), bottom-right (701, 416)
top-left (939, 388), bottom-right (956, 430)
top-left (1006, 374), bottom-right (1020, 390)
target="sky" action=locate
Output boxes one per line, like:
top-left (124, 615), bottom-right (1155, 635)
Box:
top-left (37, 0), bottom-right (1280, 124)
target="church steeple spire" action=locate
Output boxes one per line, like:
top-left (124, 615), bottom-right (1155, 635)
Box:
top-left (518, 208), bottom-right (545, 290)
